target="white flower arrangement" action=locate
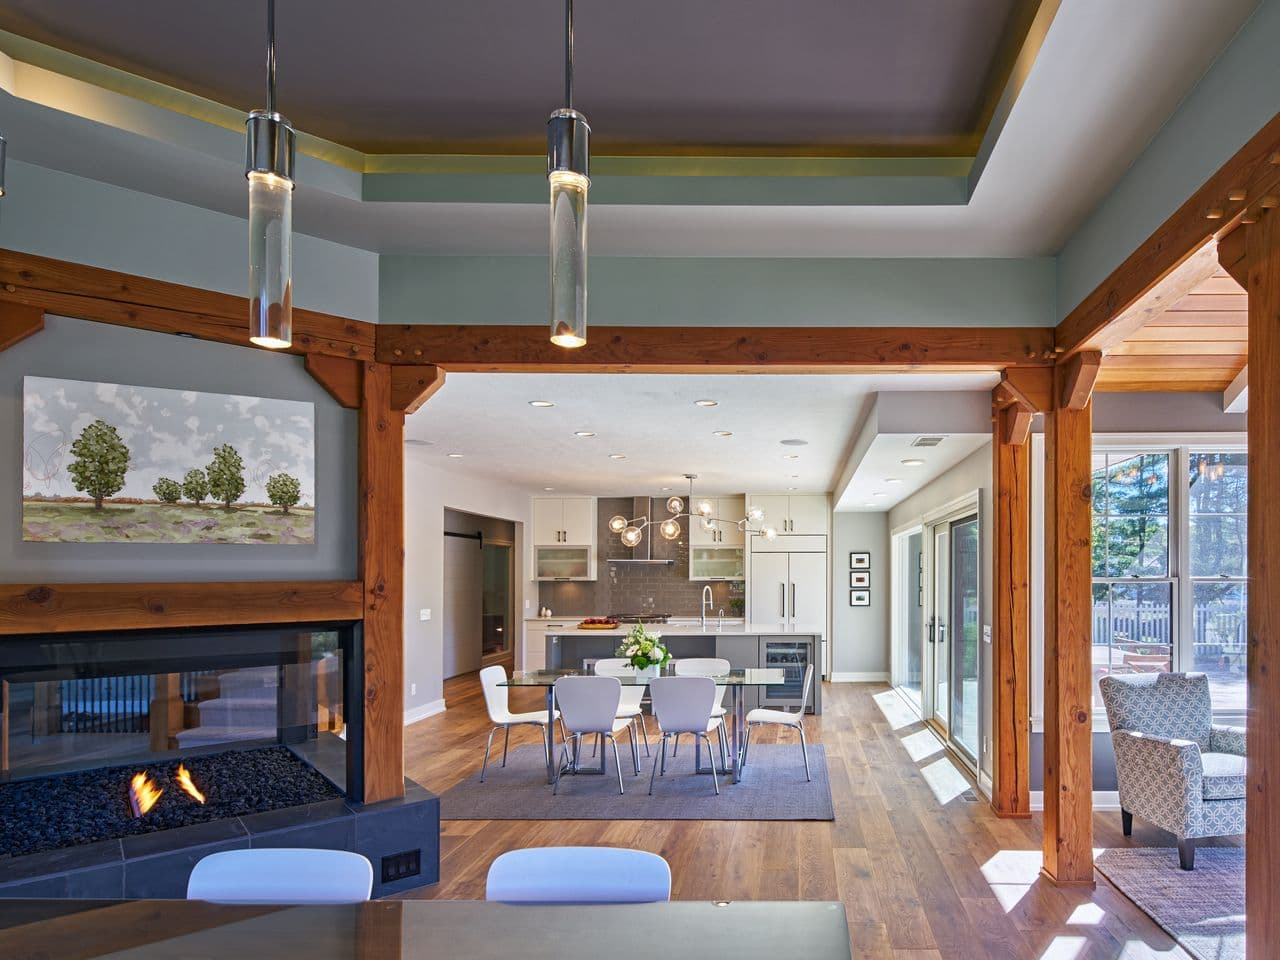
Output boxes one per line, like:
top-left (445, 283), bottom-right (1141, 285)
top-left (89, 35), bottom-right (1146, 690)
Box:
top-left (615, 623), bottom-right (670, 670)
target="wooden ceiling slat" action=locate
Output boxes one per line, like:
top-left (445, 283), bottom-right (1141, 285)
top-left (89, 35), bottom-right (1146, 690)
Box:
top-left (1165, 293), bottom-right (1249, 312)
top-left (1146, 311), bottom-right (1248, 326)
top-left (1193, 276), bottom-right (1248, 295)
top-left (1096, 378), bottom-right (1234, 392)
top-left (1127, 324), bottom-right (1248, 342)
top-left (1109, 340), bottom-right (1247, 357)
top-left (1102, 354), bottom-right (1245, 370)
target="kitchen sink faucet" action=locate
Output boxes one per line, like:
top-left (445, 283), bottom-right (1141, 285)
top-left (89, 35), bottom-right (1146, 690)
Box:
top-left (701, 585), bottom-right (713, 630)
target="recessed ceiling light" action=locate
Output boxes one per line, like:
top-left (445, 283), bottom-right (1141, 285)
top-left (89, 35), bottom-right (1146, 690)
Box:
top-left (787, 487), bottom-right (798, 492)
top-left (447, 453), bottom-right (464, 459)
top-left (543, 487), bottom-right (554, 492)
top-left (660, 487), bottom-right (672, 491)
top-left (609, 454), bottom-right (627, 460)
top-left (694, 399), bottom-right (718, 407)
top-left (404, 439), bottom-right (434, 446)
top-left (713, 430), bottom-right (733, 437)
top-left (900, 458), bottom-right (925, 467)
top-left (789, 475), bottom-right (800, 479)
top-left (528, 400), bottom-right (555, 408)
top-left (864, 502), bottom-right (876, 508)
top-left (872, 492), bottom-right (888, 498)
top-left (574, 431), bottom-right (596, 438)
top-left (886, 478), bottom-right (903, 485)
top-left (783, 454), bottom-right (800, 460)
top-left (780, 439), bottom-right (808, 446)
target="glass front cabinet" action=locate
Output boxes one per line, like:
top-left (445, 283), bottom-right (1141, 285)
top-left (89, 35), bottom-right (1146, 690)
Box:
top-left (689, 546), bottom-right (745, 581)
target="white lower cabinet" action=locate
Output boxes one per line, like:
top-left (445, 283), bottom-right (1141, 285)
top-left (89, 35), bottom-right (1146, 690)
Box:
top-left (749, 550), bottom-right (826, 628)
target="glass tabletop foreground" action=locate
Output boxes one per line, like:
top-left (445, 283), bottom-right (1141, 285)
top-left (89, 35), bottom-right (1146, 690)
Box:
top-left (502, 668), bottom-right (787, 686)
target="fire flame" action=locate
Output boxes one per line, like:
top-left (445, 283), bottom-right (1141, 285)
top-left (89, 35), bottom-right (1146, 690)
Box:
top-left (129, 772), bottom-right (163, 817)
top-left (175, 764), bottom-right (206, 804)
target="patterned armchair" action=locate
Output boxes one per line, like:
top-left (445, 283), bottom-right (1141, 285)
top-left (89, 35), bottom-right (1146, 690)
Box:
top-left (1099, 672), bottom-right (1245, 870)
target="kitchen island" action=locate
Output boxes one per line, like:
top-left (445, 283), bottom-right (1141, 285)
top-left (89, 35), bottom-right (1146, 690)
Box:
top-left (529, 620), bottom-right (822, 714)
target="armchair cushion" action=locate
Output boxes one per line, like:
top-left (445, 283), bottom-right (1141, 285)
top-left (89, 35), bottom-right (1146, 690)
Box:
top-left (1098, 673), bottom-right (1212, 750)
top-left (1210, 723), bottom-right (1246, 756)
top-left (1201, 752), bottom-right (1246, 800)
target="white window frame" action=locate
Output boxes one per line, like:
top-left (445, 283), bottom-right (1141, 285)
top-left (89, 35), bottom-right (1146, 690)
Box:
top-left (1030, 432), bottom-right (1247, 731)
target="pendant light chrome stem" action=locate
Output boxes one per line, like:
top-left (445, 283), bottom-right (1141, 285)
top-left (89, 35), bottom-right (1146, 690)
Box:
top-left (246, 0), bottom-right (296, 350)
top-left (548, 0), bottom-right (590, 349)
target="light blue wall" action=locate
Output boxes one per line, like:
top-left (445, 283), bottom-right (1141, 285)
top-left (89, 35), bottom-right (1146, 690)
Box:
top-left (1, 160), bottom-right (379, 321)
top-left (380, 255), bottom-right (1057, 328)
top-left (1056, 0), bottom-right (1280, 317)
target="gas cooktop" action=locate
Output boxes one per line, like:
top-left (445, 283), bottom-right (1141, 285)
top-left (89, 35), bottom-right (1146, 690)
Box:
top-left (607, 613), bottom-right (672, 624)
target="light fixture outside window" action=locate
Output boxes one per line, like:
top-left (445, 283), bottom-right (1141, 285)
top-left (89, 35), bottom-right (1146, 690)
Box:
top-left (548, 0), bottom-right (589, 348)
top-left (246, 0), bottom-right (295, 350)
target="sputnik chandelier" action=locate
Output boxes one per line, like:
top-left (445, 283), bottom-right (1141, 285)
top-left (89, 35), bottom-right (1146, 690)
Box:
top-left (608, 474), bottom-right (777, 547)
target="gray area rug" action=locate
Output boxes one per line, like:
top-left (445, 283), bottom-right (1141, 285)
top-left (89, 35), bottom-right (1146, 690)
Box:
top-left (440, 743), bottom-right (834, 821)
top-left (1095, 847), bottom-right (1244, 960)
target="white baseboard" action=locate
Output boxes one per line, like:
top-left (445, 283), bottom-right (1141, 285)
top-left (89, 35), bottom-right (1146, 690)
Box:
top-left (1029, 790), bottom-right (1121, 811)
top-left (978, 770), bottom-right (993, 800)
top-left (404, 699), bottom-right (446, 725)
top-left (829, 671), bottom-right (890, 683)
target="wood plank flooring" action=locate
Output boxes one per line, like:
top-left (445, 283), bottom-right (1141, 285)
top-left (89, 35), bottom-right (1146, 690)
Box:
top-left (401, 674), bottom-right (1205, 959)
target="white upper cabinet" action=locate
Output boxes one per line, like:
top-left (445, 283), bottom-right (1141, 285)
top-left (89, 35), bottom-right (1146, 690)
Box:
top-left (688, 496), bottom-right (746, 546)
top-left (746, 494), bottom-right (829, 537)
top-left (532, 497), bottom-right (596, 545)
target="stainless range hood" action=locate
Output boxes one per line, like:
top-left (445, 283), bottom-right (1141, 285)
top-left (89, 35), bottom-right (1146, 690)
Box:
top-left (606, 496), bottom-right (675, 564)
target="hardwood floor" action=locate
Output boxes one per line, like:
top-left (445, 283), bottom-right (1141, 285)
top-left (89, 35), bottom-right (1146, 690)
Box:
top-left (401, 673), bottom-right (1206, 959)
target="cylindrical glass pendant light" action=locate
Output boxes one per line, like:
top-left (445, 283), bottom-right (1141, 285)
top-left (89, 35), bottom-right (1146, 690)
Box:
top-left (548, 0), bottom-right (589, 348)
top-left (246, 0), bottom-right (296, 350)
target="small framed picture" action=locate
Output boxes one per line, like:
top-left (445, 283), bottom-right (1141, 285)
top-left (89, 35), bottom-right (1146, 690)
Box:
top-left (850, 590), bottom-right (871, 607)
top-left (850, 571), bottom-right (870, 588)
top-left (850, 552), bottom-right (870, 570)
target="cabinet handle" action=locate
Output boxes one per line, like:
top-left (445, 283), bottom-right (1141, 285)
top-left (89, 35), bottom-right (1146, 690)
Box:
top-left (791, 582), bottom-right (797, 619)
top-left (780, 583), bottom-right (786, 618)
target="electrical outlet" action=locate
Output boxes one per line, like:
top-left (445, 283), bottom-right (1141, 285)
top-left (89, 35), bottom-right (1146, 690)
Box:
top-left (381, 849), bottom-right (421, 884)
top-left (419, 608), bottom-right (431, 621)
top-left (410, 683), bottom-right (417, 696)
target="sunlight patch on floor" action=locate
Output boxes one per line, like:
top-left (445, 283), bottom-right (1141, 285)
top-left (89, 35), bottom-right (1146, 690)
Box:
top-left (981, 849), bottom-right (1043, 912)
top-left (1038, 936), bottom-right (1087, 960)
top-left (920, 755), bottom-right (971, 804)
top-left (900, 727), bottom-right (945, 762)
top-left (1066, 903), bottom-right (1105, 925)
top-left (871, 689), bottom-right (919, 730)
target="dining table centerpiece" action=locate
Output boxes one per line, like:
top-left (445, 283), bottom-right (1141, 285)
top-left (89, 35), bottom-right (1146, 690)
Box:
top-left (616, 624), bottom-right (670, 681)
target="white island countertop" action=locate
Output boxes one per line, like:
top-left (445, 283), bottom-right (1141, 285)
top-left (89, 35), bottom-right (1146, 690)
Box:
top-left (526, 620), bottom-right (823, 638)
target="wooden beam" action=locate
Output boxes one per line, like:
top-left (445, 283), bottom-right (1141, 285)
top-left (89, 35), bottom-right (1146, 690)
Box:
top-left (1041, 368), bottom-right (1094, 884)
top-left (304, 355), bottom-right (363, 408)
top-left (0, 248), bottom-right (374, 361)
top-left (991, 398), bottom-right (1032, 819)
top-left (358, 362), bottom-right (406, 804)
top-left (1059, 350), bottom-right (1101, 410)
top-left (0, 581), bottom-right (363, 635)
top-left (375, 324), bottom-right (1056, 372)
top-left (390, 364), bottom-right (446, 414)
top-left (998, 403), bottom-right (1033, 446)
top-left (1057, 111), bottom-right (1280, 355)
top-left (1245, 209), bottom-right (1280, 960)
top-left (1219, 225), bottom-right (1248, 285)
top-left (0, 301), bottom-right (43, 352)
top-left (997, 366), bottom-right (1053, 413)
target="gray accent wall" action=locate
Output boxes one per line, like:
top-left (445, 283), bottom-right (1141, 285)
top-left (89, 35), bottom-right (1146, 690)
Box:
top-left (830, 511), bottom-right (890, 679)
top-left (0, 315), bottom-right (357, 582)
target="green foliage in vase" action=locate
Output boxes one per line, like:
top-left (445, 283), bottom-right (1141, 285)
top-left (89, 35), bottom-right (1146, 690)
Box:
top-left (615, 623), bottom-right (671, 669)
top-left (67, 419), bottom-right (130, 509)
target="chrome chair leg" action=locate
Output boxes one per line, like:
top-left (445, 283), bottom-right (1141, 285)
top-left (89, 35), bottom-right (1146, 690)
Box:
top-left (610, 736), bottom-right (625, 795)
top-left (628, 722), bottom-right (641, 775)
top-left (502, 725), bottom-right (511, 766)
top-left (638, 715), bottom-right (652, 757)
top-left (480, 726), bottom-right (498, 782)
top-left (799, 724), bottom-right (812, 782)
top-left (558, 717), bottom-right (569, 747)
top-left (553, 742), bottom-right (569, 795)
top-left (717, 724), bottom-right (728, 770)
top-left (742, 723), bottom-right (752, 769)
top-left (541, 724), bottom-right (551, 766)
top-left (672, 732), bottom-right (679, 757)
top-left (649, 734), bottom-right (667, 795)
top-left (704, 732), bottom-right (720, 795)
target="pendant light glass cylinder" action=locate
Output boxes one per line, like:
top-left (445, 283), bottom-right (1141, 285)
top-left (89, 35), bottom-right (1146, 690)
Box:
top-left (548, 109), bottom-right (590, 348)
top-left (246, 110), bottom-right (295, 349)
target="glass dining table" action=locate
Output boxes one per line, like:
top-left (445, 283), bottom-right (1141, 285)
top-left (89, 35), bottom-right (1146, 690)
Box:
top-left (501, 668), bottom-right (787, 785)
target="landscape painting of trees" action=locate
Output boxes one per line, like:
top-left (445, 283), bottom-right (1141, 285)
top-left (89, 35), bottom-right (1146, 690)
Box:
top-left (22, 376), bottom-right (315, 544)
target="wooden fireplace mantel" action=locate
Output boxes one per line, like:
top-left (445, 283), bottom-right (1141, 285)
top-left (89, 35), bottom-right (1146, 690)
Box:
top-left (0, 580), bottom-right (364, 635)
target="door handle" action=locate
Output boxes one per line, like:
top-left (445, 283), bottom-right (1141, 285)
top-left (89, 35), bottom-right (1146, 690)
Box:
top-left (780, 584), bottom-right (786, 618)
top-left (927, 618), bottom-right (936, 644)
top-left (791, 583), bottom-right (797, 619)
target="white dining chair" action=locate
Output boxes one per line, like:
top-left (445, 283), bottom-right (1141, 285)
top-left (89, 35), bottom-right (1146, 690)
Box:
top-left (743, 663), bottom-right (815, 782)
top-left (485, 847), bottom-right (671, 904)
top-left (479, 664), bottom-right (564, 782)
top-left (648, 676), bottom-right (722, 795)
top-left (672, 657), bottom-right (730, 762)
top-left (552, 675), bottom-right (639, 795)
top-left (187, 849), bottom-right (373, 904)
top-left (594, 658), bottom-right (651, 756)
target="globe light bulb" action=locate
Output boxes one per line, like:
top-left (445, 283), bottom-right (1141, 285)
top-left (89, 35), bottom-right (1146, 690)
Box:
top-left (747, 506), bottom-right (765, 523)
top-left (701, 516), bottom-right (716, 533)
top-left (666, 496), bottom-right (684, 515)
top-left (763, 526), bottom-right (778, 541)
top-left (697, 499), bottom-right (714, 517)
top-left (659, 518), bottom-right (680, 540)
top-left (621, 526), bottom-right (643, 547)
top-left (608, 515), bottom-right (627, 533)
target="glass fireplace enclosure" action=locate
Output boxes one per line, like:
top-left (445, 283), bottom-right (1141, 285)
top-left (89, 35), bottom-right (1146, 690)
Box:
top-left (0, 621), bottom-right (363, 800)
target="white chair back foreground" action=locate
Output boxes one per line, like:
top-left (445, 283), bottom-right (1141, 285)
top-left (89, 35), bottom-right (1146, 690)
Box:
top-left (187, 849), bottom-right (373, 904)
top-left (479, 664), bottom-right (511, 724)
top-left (649, 676), bottom-right (717, 735)
top-left (486, 847), bottom-right (671, 904)
top-left (554, 675), bottom-right (623, 734)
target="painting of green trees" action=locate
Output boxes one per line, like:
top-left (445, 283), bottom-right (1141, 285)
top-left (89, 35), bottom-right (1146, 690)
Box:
top-left (22, 376), bottom-right (315, 544)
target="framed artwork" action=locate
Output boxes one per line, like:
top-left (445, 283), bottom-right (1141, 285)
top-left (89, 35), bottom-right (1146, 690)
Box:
top-left (850, 571), bottom-right (870, 588)
top-left (850, 551), bottom-right (870, 569)
top-left (22, 376), bottom-right (315, 544)
top-left (850, 590), bottom-right (871, 607)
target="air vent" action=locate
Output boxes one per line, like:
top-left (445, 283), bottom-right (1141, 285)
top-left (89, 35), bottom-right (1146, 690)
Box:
top-left (911, 436), bottom-right (946, 448)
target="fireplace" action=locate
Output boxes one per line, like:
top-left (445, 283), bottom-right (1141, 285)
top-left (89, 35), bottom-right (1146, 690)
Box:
top-left (0, 621), bottom-right (439, 899)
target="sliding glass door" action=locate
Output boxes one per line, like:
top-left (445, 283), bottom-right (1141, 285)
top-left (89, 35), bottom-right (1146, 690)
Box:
top-left (895, 529), bottom-right (926, 709)
top-left (949, 515), bottom-right (980, 762)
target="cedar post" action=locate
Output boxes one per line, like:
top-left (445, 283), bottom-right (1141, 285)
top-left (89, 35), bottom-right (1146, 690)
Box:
top-left (991, 399), bottom-right (1033, 818)
top-left (359, 361), bottom-right (406, 803)
top-left (1041, 365), bottom-right (1095, 884)
top-left (1239, 214), bottom-right (1280, 957)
